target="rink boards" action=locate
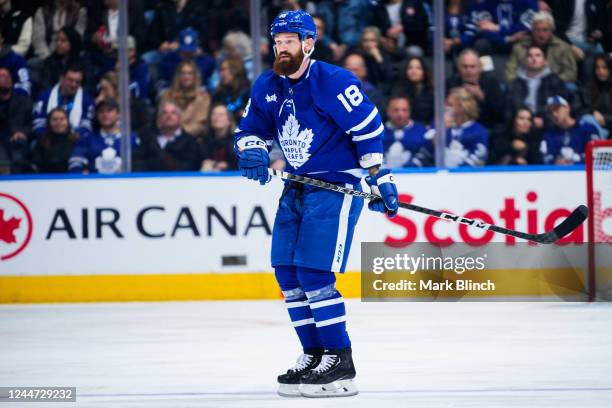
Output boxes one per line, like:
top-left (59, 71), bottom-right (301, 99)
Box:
top-left (0, 166), bottom-right (606, 302)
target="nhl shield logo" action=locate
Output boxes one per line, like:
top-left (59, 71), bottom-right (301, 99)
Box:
top-left (0, 192), bottom-right (33, 261)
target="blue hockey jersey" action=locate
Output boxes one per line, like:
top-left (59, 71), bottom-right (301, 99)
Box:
top-left (541, 121), bottom-right (598, 164)
top-left (235, 60), bottom-right (384, 184)
top-left (68, 131), bottom-right (139, 174)
top-left (0, 48), bottom-right (31, 95)
top-left (464, 0), bottom-right (538, 46)
top-left (33, 85), bottom-right (95, 138)
top-left (426, 121), bottom-right (490, 167)
top-left (382, 121), bottom-right (432, 168)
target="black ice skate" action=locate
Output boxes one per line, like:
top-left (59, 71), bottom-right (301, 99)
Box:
top-left (277, 348), bottom-right (323, 397)
top-left (298, 348), bottom-right (358, 397)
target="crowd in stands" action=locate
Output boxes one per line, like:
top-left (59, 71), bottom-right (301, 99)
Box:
top-left (0, 0), bottom-right (611, 175)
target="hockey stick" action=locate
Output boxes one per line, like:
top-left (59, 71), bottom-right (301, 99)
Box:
top-left (267, 168), bottom-right (588, 244)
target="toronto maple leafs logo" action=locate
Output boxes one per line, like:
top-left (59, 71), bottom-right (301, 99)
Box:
top-left (265, 93), bottom-right (277, 103)
top-left (278, 114), bottom-right (314, 169)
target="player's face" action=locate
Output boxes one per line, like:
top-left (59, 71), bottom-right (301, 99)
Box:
top-left (514, 110), bottom-right (532, 134)
top-left (387, 99), bottom-right (411, 128)
top-left (273, 33), bottom-right (305, 76)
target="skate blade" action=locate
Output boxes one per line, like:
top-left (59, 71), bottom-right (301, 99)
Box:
top-left (299, 379), bottom-right (358, 398)
top-left (277, 383), bottom-right (302, 397)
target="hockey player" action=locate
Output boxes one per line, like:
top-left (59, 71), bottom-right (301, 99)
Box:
top-left (234, 10), bottom-right (398, 398)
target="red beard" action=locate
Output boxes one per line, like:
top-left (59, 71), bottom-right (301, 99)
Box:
top-left (273, 47), bottom-right (304, 76)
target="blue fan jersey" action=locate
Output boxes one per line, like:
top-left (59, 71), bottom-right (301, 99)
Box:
top-left (541, 122), bottom-right (598, 164)
top-left (235, 60), bottom-right (384, 184)
top-left (464, 0), bottom-right (538, 45)
top-left (382, 121), bottom-right (433, 168)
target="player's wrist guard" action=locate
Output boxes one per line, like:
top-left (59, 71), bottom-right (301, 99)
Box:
top-left (237, 136), bottom-right (270, 185)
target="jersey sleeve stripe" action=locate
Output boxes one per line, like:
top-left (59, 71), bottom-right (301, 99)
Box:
top-left (351, 123), bottom-right (384, 142)
top-left (349, 107), bottom-right (379, 133)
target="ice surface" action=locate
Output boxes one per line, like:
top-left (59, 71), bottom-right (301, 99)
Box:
top-left (1, 300), bottom-right (611, 407)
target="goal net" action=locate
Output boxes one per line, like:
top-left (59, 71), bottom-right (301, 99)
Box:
top-left (586, 140), bottom-right (612, 301)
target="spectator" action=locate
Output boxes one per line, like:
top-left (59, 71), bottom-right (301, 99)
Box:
top-left (351, 27), bottom-right (393, 91)
top-left (541, 95), bottom-right (598, 164)
top-left (200, 103), bottom-right (237, 171)
top-left (604, 0), bottom-right (612, 53)
top-left (442, 0), bottom-right (470, 57)
top-left (382, 95), bottom-right (432, 168)
top-left (117, 36), bottom-right (150, 102)
top-left (31, 107), bottom-right (79, 173)
top-left (367, 0), bottom-right (406, 57)
top-left (446, 48), bottom-right (505, 129)
top-left (144, 0), bottom-right (206, 65)
top-left (0, 29), bottom-right (30, 95)
top-left (543, 0), bottom-right (605, 80)
top-left (442, 87), bottom-right (490, 167)
top-left (489, 107), bottom-right (543, 165)
top-left (222, 31), bottom-right (254, 81)
top-left (37, 26), bottom-right (83, 96)
top-left (310, 15), bottom-right (334, 63)
top-left (581, 53), bottom-right (612, 133)
top-left (157, 27), bottom-right (215, 96)
top-left (343, 52), bottom-right (385, 114)
top-left (316, 0), bottom-right (371, 61)
top-left (134, 101), bottom-right (201, 171)
top-left (0, 0), bottom-right (33, 56)
top-left (507, 45), bottom-right (570, 129)
top-left (160, 60), bottom-right (211, 138)
top-left (83, 0), bottom-right (146, 57)
top-left (68, 98), bottom-right (137, 174)
top-left (212, 57), bottom-right (250, 120)
top-left (392, 56), bottom-right (434, 124)
top-left (0, 67), bottom-right (31, 173)
top-left (505, 11), bottom-right (577, 83)
top-left (95, 71), bottom-right (151, 135)
top-left (33, 64), bottom-right (95, 139)
top-left (31, 0), bottom-right (87, 60)
top-left (463, 0), bottom-right (538, 54)
top-left (205, 0), bottom-right (249, 53)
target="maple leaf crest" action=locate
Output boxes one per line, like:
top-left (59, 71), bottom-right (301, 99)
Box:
top-left (0, 209), bottom-right (21, 244)
top-left (278, 114), bottom-right (314, 169)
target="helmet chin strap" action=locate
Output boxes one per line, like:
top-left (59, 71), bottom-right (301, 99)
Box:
top-left (301, 40), bottom-right (315, 58)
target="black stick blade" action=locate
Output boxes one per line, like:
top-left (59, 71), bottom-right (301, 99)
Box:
top-left (551, 205), bottom-right (589, 242)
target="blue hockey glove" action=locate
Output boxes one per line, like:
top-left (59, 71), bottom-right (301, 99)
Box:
top-left (365, 169), bottom-right (399, 218)
top-left (237, 136), bottom-right (270, 185)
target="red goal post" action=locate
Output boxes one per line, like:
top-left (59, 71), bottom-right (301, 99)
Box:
top-left (586, 140), bottom-right (612, 301)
